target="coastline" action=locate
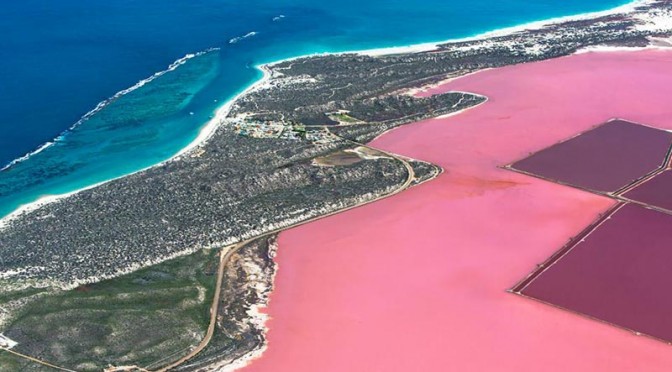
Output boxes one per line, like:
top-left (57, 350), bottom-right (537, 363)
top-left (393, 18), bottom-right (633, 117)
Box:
top-left (344, 0), bottom-right (648, 56)
top-left (0, 0), bottom-right (654, 228)
top-left (0, 66), bottom-right (272, 231)
top-left (243, 48), bottom-right (672, 372)
top-left (0, 49), bottom-right (218, 173)
top-left (575, 42), bottom-right (672, 54)
top-left (1, 1), bottom-right (671, 369)
top-left (173, 65), bottom-right (272, 158)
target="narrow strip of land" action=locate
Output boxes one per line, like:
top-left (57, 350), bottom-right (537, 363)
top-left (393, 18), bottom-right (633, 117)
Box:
top-left (2, 121), bottom-right (428, 372)
top-left (154, 243), bottom-right (237, 372)
top-left (151, 138), bottom-right (418, 371)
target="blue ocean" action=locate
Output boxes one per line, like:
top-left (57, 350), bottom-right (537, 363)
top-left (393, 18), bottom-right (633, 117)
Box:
top-left (0, 0), bottom-right (630, 217)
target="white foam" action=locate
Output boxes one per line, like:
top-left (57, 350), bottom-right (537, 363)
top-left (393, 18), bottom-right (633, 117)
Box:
top-left (229, 32), bottom-right (259, 44)
top-left (260, 0), bottom-right (657, 66)
top-left (0, 63), bottom-right (273, 231)
top-left (0, 48), bottom-right (219, 172)
top-left (1, 141), bottom-right (54, 172)
top-left (352, 0), bottom-right (654, 57)
top-left (2, 0), bottom-right (667, 234)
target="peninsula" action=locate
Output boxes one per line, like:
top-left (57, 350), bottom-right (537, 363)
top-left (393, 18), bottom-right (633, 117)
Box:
top-left (1, 1), bottom-right (672, 370)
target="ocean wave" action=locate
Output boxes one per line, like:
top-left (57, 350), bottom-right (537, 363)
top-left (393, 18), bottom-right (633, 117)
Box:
top-left (0, 47), bottom-right (220, 172)
top-left (0, 141), bottom-right (54, 172)
top-left (272, 15), bottom-right (285, 21)
top-left (229, 31), bottom-right (258, 44)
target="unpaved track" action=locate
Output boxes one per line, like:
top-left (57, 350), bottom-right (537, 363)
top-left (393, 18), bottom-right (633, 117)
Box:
top-left (0, 347), bottom-right (77, 372)
top-left (151, 139), bottom-right (421, 371)
top-left (4, 138), bottom-right (426, 372)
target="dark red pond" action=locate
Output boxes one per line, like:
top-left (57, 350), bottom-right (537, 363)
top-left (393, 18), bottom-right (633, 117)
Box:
top-left (624, 169), bottom-right (672, 212)
top-left (519, 203), bottom-right (672, 343)
top-left (511, 120), bottom-right (672, 193)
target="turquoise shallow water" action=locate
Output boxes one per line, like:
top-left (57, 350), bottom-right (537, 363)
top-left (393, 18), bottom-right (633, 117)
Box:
top-left (0, 0), bottom-right (631, 217)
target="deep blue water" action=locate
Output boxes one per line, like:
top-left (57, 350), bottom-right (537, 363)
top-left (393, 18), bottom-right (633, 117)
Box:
top-left (0, 0), bottom-right (630, 217)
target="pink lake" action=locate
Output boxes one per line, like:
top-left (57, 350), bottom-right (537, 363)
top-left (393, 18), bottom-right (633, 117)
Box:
top-left (241, 50), bottom-right (672, 372)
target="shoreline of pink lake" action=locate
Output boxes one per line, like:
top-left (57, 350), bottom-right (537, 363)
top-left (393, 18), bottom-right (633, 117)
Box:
top-left (242, 49), bottom-right (672, 371)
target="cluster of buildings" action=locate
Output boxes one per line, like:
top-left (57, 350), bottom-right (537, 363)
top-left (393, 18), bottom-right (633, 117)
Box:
top-left (232, 119), bottom-right (336, 145)
top-left (305, 128), bottom-right (336, 145)
top-left (232, 119), bottom-right (305, 140)
top-left (3, 2), bottom-right (667, 331)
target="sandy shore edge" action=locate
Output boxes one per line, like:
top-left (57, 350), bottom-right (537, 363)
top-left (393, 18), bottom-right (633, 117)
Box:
top-left (0, 0), bottom-right (658, 229)
top-left (0, 67), bottom-right (272, 230)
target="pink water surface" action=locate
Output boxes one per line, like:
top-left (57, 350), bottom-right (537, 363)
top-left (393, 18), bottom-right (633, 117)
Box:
top-left (242, 50), bottom-right (672, 372)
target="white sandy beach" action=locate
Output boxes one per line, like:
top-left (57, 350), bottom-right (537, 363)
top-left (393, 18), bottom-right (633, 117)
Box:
top-left (0, 66), bottom-right (273, 231)
top-left (352, 0), bottom-right (654, 56)
top-left (0, 0), bottom-right (665, 230)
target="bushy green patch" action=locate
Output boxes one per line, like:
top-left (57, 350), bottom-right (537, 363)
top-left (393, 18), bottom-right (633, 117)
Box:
top-left (0, 350), bottom-right (52, 372)
top-left (330, 112), bottom-right (362, 123)
top-left (0, 287), bottom-right (46, 305)
top-left (2, 249), bottom-right (219, 371)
